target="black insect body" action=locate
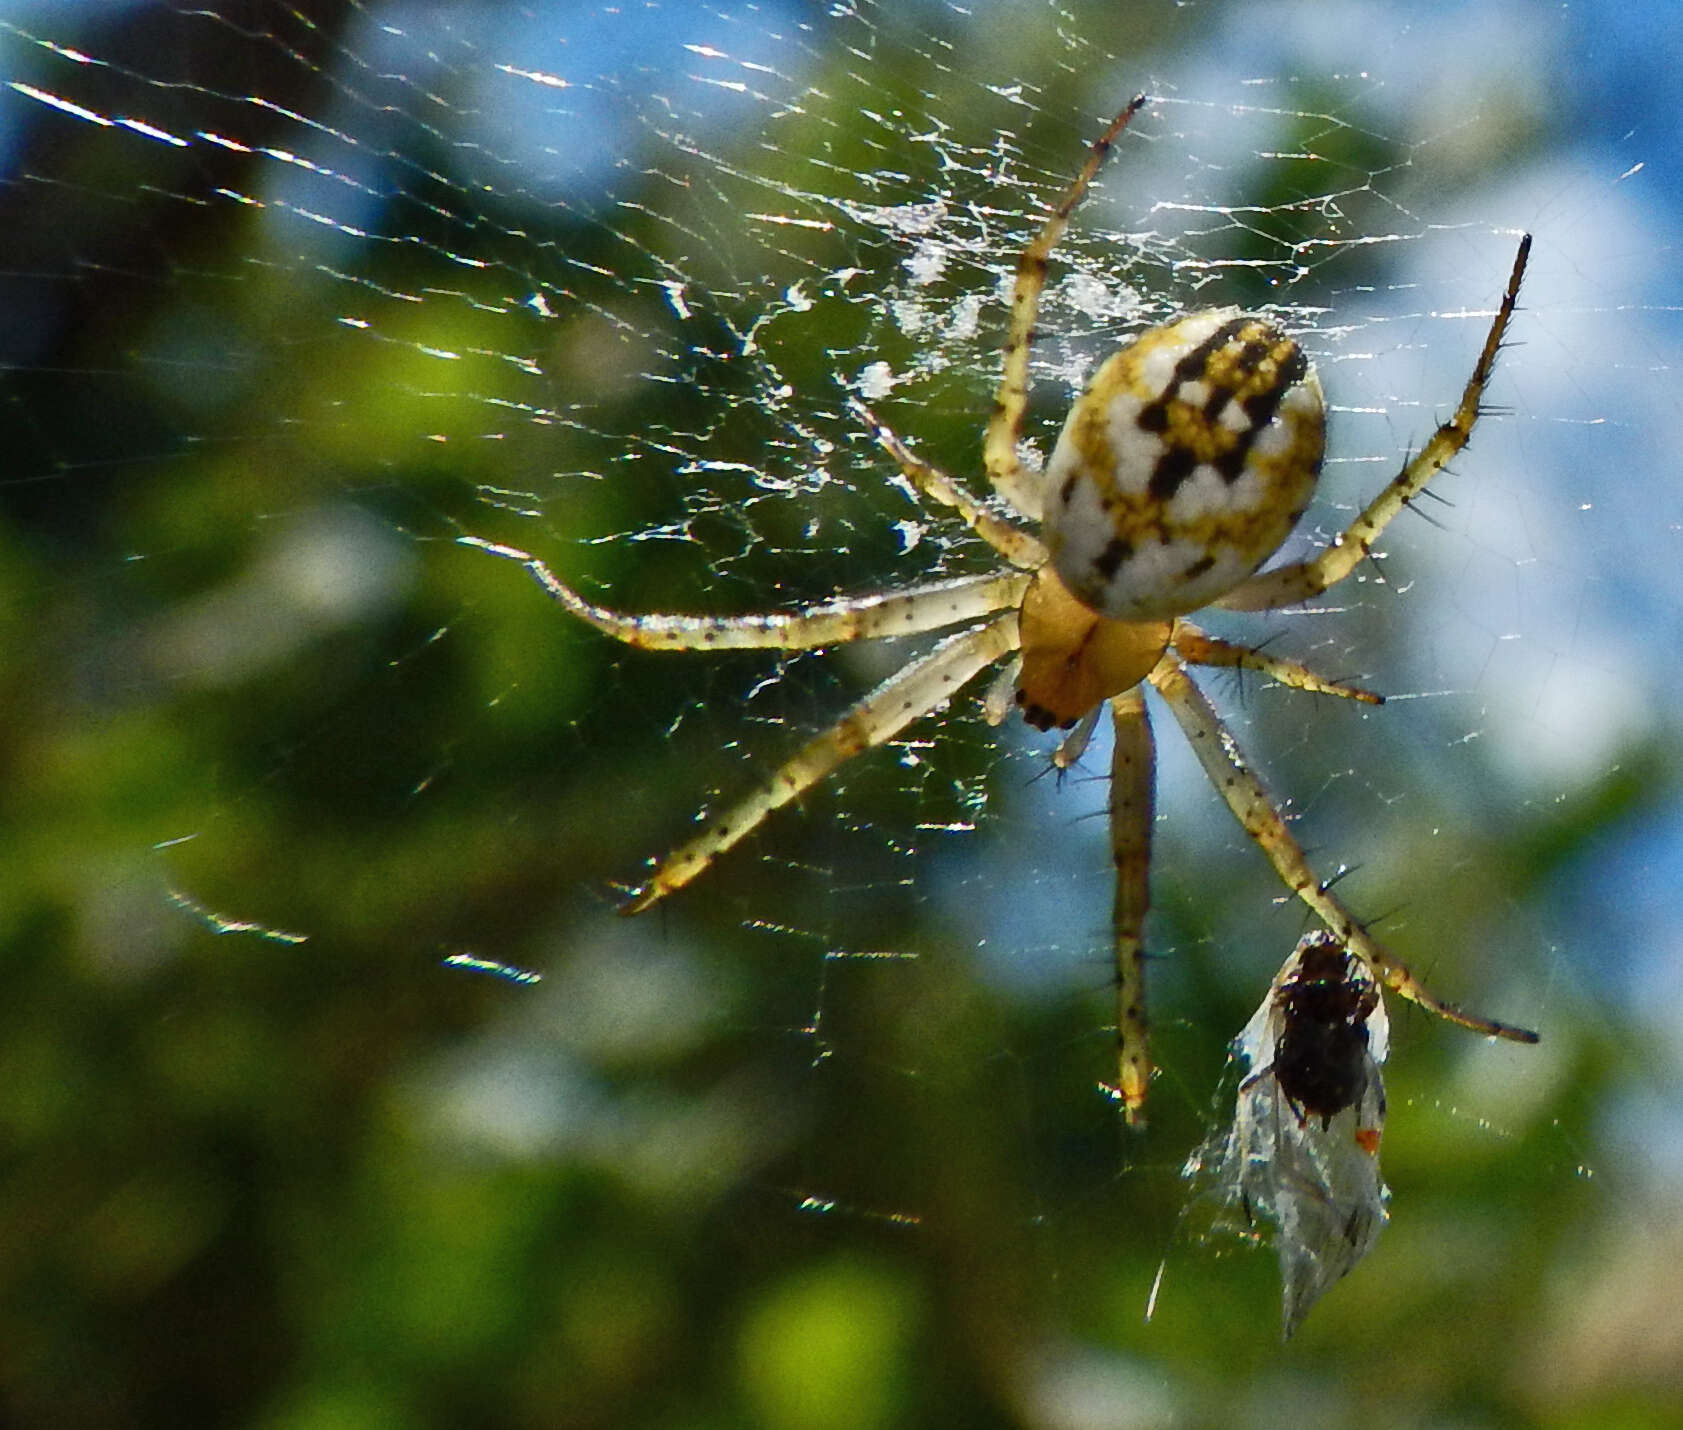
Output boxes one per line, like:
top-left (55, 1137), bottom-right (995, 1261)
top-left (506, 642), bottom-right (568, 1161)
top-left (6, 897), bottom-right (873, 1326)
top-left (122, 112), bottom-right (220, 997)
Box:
top-left (1184, 932), bottom-right (1393, 1336)
top-left (1270, 936), bottom-right (1382, 1130)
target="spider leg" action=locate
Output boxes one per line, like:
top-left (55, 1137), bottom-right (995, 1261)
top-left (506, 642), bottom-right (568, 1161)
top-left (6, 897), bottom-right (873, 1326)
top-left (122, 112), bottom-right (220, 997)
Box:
top-left (849, 398), bottom-right (1047, 569)
top-left (1172, 622), bottom-right (1382, 705)
top-left (1053, 704), bottom-right (1103, 769)
top-left (982, 95), bottom-right (1148, 523)
top-left (981, 656), bottom-right (1024, 726)
top-left (1148, 657), bottom-right (1539, 1044)
top-left (1217, 234), bottom-right (1531, 613)
top-left (623, 612), bottom-right (1020, 913)
top-left (462, 536), bottom-right (1029, 649)
top-left (1109, 686), bottom-right (1156, 1124)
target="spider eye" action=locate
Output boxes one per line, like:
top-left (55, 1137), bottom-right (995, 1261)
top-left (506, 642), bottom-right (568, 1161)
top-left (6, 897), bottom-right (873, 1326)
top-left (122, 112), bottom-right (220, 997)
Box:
top-left (1041, 308), bottom-right (1326, 621)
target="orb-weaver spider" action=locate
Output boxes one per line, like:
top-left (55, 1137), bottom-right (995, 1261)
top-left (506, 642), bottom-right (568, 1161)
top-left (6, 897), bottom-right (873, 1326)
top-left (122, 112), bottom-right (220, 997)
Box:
top-left (466, 95), bottom-right (1537, 1122)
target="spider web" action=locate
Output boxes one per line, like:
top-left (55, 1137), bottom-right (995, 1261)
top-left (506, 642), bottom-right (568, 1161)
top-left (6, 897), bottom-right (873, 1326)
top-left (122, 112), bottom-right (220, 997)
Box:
top-left (4, 0), bottom-right (1681, 1422)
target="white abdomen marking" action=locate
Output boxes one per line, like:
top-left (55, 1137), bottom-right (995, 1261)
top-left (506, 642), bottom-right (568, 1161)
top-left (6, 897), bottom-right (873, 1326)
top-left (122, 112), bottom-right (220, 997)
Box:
top-left (1041, 308), bottom-right (1326, 621)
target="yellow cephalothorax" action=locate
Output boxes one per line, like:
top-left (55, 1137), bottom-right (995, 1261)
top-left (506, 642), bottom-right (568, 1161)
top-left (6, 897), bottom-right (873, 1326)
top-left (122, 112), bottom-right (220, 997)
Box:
top-left (468, 96), bottom-right (1537, 1124)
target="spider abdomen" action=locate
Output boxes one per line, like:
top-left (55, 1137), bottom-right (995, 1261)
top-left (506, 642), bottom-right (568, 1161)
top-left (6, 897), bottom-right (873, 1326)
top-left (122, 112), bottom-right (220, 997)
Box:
top-left (1041, 308), bottom-right (1325, 621)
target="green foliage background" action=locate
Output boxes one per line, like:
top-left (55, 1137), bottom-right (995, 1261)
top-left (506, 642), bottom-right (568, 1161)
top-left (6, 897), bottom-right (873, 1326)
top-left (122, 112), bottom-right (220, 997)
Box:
top-left (1, 3), bottom-right (1676, 1427)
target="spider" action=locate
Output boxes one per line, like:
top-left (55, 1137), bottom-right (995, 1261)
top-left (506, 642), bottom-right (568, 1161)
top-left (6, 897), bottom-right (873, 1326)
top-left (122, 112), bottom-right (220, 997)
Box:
top-left (464, 95), bottom-right (1538, 1123)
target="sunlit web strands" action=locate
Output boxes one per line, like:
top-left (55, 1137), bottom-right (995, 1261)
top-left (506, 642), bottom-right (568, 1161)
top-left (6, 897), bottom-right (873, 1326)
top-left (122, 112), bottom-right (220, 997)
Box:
top-left (442, 952), bottom-right (544, 985)
top-left (166, 888), bottom-right (309, 946)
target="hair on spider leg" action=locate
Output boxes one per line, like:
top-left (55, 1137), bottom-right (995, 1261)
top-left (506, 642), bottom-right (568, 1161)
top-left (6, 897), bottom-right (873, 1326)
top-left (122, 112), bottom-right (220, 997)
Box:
top-left (1318, 862), bottom-right (1364, 894)
top-left (1219, 628), bottom-right (1290, 711)
top-left (1315, 861), bottom-right (1438, 940)
top-left (1210, 655), bottom-right (1258, 713)
top-left (1194, 635), bottom-right (1296, 712)
top-left (1297, 868), bottom-right (1387, 936)
top-left (1023, 756), bottom-right (1065, 790)
top-left (1410, 483), bottom-right (1456, 509)
top-left (1035, 762), bottom-right (1112, 807)
top-left (1280, 890), bottom-right (1423, 984)
top-left (1352, 901), bottom-right (1412, 937)
top-left (1399, 489), bottom-right (1456, 533)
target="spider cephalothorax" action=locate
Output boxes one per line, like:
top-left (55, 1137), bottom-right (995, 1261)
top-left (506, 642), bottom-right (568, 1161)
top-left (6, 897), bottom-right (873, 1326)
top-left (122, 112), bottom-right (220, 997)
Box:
top-left (467, 96), bottom-right (1537, 1122)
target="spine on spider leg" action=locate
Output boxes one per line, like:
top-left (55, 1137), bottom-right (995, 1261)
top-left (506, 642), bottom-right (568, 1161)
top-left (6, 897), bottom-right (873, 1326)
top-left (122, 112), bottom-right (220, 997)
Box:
top-left (1108, 688), bottom-right (1155, 1123)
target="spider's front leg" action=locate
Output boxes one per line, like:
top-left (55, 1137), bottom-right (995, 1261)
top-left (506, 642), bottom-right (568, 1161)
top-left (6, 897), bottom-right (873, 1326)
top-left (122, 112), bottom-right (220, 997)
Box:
top-left (1217, 234), bottom-right (1532, 614)
top-left (849, 399), bottom-right (1047, 569)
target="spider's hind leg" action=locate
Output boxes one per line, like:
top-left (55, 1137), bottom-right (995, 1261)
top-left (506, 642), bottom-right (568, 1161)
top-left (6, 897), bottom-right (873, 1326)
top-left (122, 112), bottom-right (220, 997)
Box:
top-left (1148, 658), bottom-right (1538, 1046)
